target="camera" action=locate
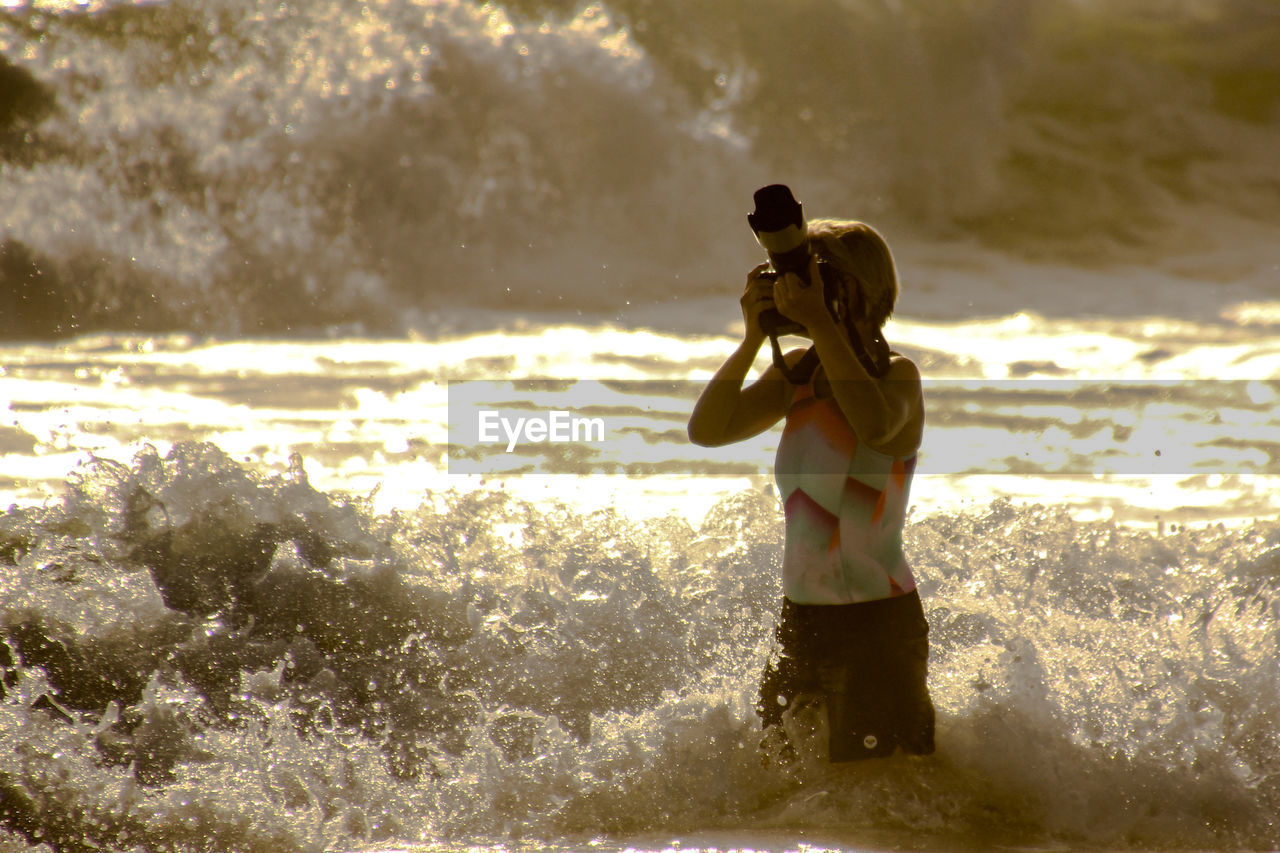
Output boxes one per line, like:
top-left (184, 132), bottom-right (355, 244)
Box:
top-left (748, 184), bottom-right (836, 337)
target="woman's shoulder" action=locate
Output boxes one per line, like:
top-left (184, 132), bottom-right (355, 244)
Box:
top-left (884, 352), bottom-right (921, 383)
top-left (758, 346), bottom-right (815, 380)
top-left (784, 346), bottom-right (814, 367)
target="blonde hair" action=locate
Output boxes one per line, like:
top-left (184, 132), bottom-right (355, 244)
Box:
top-left (807, 219), bottom-right (899, 328)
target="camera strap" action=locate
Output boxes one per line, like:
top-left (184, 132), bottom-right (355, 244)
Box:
top-left (770, 336), bottom-right (820, 385)
top-left (861, 329), bottom-right (893, 377)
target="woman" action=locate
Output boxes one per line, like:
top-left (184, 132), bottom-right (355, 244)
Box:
top-left (688, 219), bottom-right (934, 762)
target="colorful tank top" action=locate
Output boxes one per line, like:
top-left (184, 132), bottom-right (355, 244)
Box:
top-left (774, 377), bottom-right (918, 605)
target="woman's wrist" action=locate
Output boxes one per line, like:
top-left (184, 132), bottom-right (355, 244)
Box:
top-left (808, 314), bottom-right (873, 377)
top-left (803, 312), bottom-right (841, 344)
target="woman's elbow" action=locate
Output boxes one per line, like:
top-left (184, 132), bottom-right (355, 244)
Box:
top-left (687, 424), bottom-right (714, 447)
top-left (687, 421), bottom-right (725, 447)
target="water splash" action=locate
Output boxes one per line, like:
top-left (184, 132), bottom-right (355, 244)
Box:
top-left (3, 0), bottom-right (1279, 338)
top-left (0, 442), bottom-right (1277, 849)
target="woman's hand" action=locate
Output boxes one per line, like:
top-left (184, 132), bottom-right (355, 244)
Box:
top-left (688, 264), bottom-right (799, 446)
top-left (740, 262), bottom-right (776, 344)
top-left (772, 256), bottom-right (834, 332)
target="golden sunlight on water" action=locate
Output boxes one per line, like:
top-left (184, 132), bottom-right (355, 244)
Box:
top-left (3, 320), bottom-right (1278, 529)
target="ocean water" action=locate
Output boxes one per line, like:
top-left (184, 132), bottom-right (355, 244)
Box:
top-left (3, 0), bottom-right (1280, 851)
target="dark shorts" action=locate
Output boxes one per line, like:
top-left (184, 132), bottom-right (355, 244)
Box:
top-left (758, 590), bottom-right (935, 762)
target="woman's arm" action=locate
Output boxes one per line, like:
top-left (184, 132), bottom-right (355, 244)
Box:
top-left (687, 341), bottom-right (810, 447)
top-left (687, 265), bottom-right (801, 447)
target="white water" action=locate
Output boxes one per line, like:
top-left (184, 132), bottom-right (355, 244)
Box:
top-left (3, 288), bottom-right (1280, 853)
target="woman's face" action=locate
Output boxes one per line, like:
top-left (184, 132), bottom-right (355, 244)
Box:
top-left (829, 267), bottom-right (866, 324)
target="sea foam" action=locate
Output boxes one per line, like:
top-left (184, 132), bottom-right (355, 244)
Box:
top-left (1, 441), bottom-right (1277, 850)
